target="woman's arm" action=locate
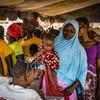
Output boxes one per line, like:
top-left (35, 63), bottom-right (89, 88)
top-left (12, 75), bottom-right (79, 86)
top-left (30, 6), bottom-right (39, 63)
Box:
top-left (64, 80), bottom-right (80, 95)
top-left (96, 58), bottom-right (100, 99)
top-left (96, 42), bottom-right (100, 99)
top-left (5, 54), bottom-right (13, 77)
top-left (0, 57), bottom-right (4, 75)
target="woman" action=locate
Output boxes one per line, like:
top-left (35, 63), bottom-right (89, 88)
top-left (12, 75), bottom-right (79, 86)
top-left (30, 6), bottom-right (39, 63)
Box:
top-left (0, 25), bottom-right (13, 76)
top-left (7, 23), bottom-right (24, 64)
top-left (54, 19), bottom-right (88, 100)
top-left (20, 19), bottom-right (42, 57)
top-left (76, 17), bottom-right (100, 100)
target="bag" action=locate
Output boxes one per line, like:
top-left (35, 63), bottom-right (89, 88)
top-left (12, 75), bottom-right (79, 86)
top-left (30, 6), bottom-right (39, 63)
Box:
top-left (76, 84), bottom-right (84, 100)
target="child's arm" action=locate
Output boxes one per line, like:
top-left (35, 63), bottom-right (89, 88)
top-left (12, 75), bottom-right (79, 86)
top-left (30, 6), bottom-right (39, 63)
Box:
top-left (25, 50), bottom-right (44, 63)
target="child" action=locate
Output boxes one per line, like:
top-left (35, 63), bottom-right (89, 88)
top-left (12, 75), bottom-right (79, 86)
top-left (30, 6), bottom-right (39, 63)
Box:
top-left (29, 44), bottom-right (39, 78)
top-left (29, 44), bottom-right (39, 56)
top-left (28, 33), bottom-right (60, 97)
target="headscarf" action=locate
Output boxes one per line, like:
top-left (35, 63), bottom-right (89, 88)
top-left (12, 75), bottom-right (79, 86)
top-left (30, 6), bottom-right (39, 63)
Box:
top-left (92, 28), bottom-right (100, 36)
top-left (54, 19), bottom-right (87, 91)
top-left (7, 23), bottom-right (23, 39)
top-left (29, 18), bottom-right (39, 26)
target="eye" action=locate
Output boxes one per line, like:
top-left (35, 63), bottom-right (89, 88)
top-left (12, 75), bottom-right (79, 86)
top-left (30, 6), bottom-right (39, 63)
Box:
top-left (63, 30), bottom-right (66, 34)
top-left (64, 29), bottom-right (75, 34)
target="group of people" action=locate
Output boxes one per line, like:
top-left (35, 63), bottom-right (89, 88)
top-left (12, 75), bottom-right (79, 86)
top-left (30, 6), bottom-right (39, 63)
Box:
top-left (0, 16), bottom-right (99, 100)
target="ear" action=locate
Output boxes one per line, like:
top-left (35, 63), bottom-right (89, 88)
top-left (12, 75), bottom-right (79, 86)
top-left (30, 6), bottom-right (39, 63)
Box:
top-left (24, 74), bottom-right (28, 81)
top-left (34, 70), bottom-right (39, 79)
top-left (25, 71), bottom-right (33, 81)
top-left (24, 72), bottom-right (30, 81)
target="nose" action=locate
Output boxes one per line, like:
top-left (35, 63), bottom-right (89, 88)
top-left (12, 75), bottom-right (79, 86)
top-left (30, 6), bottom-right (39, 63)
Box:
top-left (67, 31), bottom-right (72, 35)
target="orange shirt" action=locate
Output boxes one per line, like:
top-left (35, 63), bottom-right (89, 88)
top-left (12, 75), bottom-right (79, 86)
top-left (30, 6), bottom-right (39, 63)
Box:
top-left (20, 36), bottom-right (42, 57)
top-left (0, 39), bottom-right (12, 76)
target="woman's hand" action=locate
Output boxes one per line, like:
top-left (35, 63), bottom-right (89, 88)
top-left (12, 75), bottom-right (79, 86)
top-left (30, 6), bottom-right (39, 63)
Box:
top-left (64, 80), bottom-right (80, 95)
top-left (64, 85), bottom-right (75, 95)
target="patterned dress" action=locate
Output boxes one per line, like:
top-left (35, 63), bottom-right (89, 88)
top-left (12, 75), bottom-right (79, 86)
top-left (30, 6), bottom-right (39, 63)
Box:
top-left (85, 43), bottom-right (100, 100)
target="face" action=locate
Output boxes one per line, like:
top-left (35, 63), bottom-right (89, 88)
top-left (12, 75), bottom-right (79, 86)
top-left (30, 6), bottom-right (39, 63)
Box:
top-left (63, 23), bottom-right (76, 39)
top-left (79, 22), bottom-right (88, 37)
top-left (93, 34), bottom-right (100, 42)
top-left (43, 40), bottom-right (53, 51)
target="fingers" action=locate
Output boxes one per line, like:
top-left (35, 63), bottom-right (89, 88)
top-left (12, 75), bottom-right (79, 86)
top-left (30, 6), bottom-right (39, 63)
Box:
top-left (64, 89), bottom-right (72, 96)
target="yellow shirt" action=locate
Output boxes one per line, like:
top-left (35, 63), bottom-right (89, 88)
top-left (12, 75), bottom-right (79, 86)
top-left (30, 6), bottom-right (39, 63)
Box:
top-left (20, 36), bottom-right (42, 57)
top-left (0, 39), bottom-right (12, 76)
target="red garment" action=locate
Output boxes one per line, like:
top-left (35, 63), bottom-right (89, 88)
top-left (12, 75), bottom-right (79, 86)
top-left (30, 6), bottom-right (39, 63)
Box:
top-left (39, 50), bottom-right (59, 70)
top-left (29, 19), bottom-right (39, 25)
top-left (0, 97), bottom-right (6, 100)
top-left (38, 46), bottom-right (69, 100)
top-left (7, 23), bottom-right (23, 39)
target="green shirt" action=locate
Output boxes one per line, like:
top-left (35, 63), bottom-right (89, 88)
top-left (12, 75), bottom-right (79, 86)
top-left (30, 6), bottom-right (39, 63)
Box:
top-left (9, 42), bottom-right (23, 64)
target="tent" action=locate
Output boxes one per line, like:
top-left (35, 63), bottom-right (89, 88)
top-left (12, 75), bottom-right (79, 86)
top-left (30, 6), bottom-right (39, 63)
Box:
top-left (0, 0), bottom-right (100, 22)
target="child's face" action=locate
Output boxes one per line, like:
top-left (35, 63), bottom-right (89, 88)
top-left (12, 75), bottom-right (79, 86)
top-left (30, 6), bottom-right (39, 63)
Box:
top-left (43, 40), bottom-right (53, 51)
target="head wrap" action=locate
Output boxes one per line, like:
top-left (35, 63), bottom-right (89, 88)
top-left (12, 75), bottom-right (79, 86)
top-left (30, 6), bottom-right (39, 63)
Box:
top-left (29, 19), bottom-right (39, 25)
top-left (93, 28), bottom-right (100, 36)
top-left (7, 23), bottom-right (23, 38)
top-left (23, 19), bottom-right (39, 33)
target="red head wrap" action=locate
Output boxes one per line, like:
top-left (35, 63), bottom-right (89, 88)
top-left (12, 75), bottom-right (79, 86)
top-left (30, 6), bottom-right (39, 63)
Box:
top-left (7, 23), bottom-right (23, 38)
top-left (29, 19), bottom-right (39, 25)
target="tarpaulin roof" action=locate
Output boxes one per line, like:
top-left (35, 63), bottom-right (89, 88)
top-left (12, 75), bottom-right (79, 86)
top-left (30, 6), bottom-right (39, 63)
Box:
top-left (0, 0), bottom-right (100, 22)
